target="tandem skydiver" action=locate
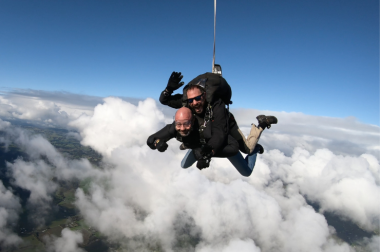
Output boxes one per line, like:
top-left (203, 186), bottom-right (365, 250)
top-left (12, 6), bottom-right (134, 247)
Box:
top-left (147, 107), bottom-right (239, 169)
top-left (147, 105), bottom-right (264, 176)
top-left (160, 71), bottom-right (278, 157)
top-left (152, 71), bottom-right (278, 176)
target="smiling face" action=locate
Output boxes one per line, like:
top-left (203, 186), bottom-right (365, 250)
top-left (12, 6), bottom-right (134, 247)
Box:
top-left (187, 87), bottom-right (206, 114)
top-left (174, 107), bottom-right (193, 137)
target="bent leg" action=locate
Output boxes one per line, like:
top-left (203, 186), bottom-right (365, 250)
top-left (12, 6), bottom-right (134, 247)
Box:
top-left (244, 144), bottom-right (261, 171)
top-left (181, 149), bottom-right (197, 168)
top-left (227, 144), bottom-right (262, 177)
top-left (227, 152), bottom-right (254, 177)
top-left (229, 121), bottom-right (250, 154)
top-left (213, 135), bottom-right (239, 158)
top-left (240, 124), bottom-right (263, 154)
top-left (229, 118), bottom-right (263, 154)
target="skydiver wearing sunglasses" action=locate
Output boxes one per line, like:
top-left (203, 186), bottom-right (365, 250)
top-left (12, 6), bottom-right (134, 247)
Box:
top-left (161, 71), bottom-right (277, 150)
top-left (157, 71), bottom-right (278, 175)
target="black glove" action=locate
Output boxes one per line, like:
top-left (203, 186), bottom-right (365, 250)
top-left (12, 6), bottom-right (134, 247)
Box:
top-left (166, 71), bottom-right (184, 93)
top-left (147, 136), bottom-right (156, 150)
top-left (200, 144), bottom-right (213, 157)
top-left (197, 159), bottom-right (210, 170)
top-left (156, 140), bottom-right (168, 152)
top-left (193, 144), bottom-right (213, 160)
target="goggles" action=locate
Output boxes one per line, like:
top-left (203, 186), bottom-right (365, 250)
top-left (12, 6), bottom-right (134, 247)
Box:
top-left (187, 93), bottom-right (204, 104)
top-left (175, 120), bottom-right (192, 128)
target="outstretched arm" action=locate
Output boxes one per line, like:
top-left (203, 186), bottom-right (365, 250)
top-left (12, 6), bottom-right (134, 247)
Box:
top-left (159, 92), bottom-right (183, 108)
top-left (147, 124), bottom-right (176, 152)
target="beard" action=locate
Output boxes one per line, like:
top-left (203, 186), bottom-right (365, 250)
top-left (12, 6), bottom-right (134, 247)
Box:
top-left (193, 106), bottom-right (203, 114)
top-left (190, 102), bottom-right (205, 114)
top-left (178, 129), bottom-right (191, 137)
top-left (177, 125), bottom-right (193, 137)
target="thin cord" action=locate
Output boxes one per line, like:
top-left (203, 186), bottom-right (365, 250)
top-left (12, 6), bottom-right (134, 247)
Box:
top-left (212, 0), bottom-right (216, 72)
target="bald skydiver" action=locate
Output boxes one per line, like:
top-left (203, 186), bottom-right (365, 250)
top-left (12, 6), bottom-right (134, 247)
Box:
top-left (147, 107), bottom-right (239, 169)
top-left (160, 72), bottom-right (277, 155)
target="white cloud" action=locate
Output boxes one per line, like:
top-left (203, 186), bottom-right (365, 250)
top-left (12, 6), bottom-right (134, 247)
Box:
top-left (68, 96), bottom-right (379, 251)
top-left (0, 181), bottom-right (22, 248)
top-left (0, 94), bottom-right (71, 127)
top-left (45, 228), bottom-right (84, 252)
top-left (0, 120), bottom-right (98, 226)
top-left (0, 90), bottom-right (96, 128)
top-left (232, 109), bottom-right (379, 157)
top-left (0, 119), bottom-right (11, 130)
top-left (69, 97), bottom-right (165, 157)
top-left (0, 91), bottom-right (379, 251)
top-left (257, 147), bottom-right (380, 231)
top-left (358, 236), bottom-right (380, 252)
top-left (197, 239), bottom-right (261, 252)
top-left (8, 159), bottom-right (57, 204)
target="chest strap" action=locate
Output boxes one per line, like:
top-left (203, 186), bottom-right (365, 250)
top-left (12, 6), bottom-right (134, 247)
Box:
top-left (199, 104), bottom-right (213, 145)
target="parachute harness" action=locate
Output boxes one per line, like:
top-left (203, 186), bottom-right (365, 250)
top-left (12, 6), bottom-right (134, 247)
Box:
top-left (198, 104), bottom-right (213, 163)
top-left (199, 104), bottom-right (213, 145)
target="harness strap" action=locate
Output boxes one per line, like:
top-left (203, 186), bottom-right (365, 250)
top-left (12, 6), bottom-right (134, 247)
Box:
top-left (199, 104), bottom-right (213, 145)
top-left (199, 126), bottom-right (206, 144)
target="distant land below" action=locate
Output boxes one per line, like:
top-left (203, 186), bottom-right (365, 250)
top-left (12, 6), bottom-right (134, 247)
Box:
top-left (0, 121), bottom-right (377, 251)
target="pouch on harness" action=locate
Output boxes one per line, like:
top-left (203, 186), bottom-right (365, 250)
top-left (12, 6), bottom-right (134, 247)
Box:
top-left (182, 73), bottom-right (232, 107)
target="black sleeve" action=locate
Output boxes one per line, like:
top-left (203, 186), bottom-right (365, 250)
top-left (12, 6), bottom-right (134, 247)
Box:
top-left (194, 134), bottom-right (239, 159)
top-left (207, 99), bottom-right (229, 154)
top-left (159, 91), bottom-right (183, 109)
top-left (213, 135), bottom-right (239, 158)
top-left (147, 124), bottom-right (176, 149)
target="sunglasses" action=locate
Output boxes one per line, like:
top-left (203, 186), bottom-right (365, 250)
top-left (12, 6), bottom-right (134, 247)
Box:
top-left (187, 93), bottom-right (204, 104)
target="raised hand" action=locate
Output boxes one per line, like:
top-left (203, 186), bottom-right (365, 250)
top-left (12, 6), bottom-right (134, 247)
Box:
top-left (166, 71), bottom-right (184, 93)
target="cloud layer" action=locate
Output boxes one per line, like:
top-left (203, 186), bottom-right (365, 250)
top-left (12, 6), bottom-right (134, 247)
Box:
top-left (0, 90), bottom-right (379, 251)
top-left (0, 181), bottom-right (22, 248)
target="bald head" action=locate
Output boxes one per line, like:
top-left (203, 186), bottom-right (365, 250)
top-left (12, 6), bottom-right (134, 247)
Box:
top-left (174, 107), bottom-right (193, 137)
top-left (175, 107), bottom-right (192, 121)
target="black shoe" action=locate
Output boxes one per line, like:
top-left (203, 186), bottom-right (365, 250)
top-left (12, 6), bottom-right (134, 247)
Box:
top-left (256, 144), bottom-right (264, 154)
top-left (256, 115), bottom-right (278, 129)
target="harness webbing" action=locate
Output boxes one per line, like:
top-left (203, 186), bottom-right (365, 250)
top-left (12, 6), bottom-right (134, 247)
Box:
top-left (199, 104), bottom-right (213, 145)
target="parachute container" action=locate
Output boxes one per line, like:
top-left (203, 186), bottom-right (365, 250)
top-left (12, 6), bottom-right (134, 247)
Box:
top-left (212, 64), bottom-right (222, 76)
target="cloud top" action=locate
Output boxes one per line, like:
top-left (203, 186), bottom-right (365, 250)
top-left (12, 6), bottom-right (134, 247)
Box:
top-left (0, 91), bottom-right (379, 251)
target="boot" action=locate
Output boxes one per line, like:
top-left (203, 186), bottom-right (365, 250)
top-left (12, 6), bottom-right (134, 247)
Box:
top-left (256, 115), bottom-right (278, 129)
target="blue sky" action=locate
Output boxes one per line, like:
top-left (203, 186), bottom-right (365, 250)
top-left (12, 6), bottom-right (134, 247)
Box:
top-left (0, 0), bottom-right (378, 125)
